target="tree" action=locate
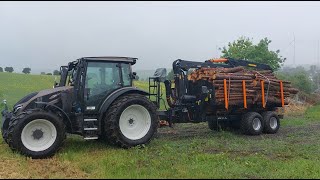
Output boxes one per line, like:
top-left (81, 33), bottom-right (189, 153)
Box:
top-left (4, 67), bottom-right (14, 73)
top-left (276, 66), bottom-right (313, 94)
top-left (40, 72), bottom-right (46, 75)
top-left (0, 67), bottom-right (3, 72)
top-left (46, 73), bottom-right (52, 75)
top-left (22, 67), bottom-right (31, 74)
top-left (53, 70), bottom-right (60, 76)
top-left (312, 72), bottom-right (320, 90)
top-left (309, 65), bottom-right (320, 90)
top-left (167, 69), bottom-right (174, 80)
top-left (220, 36), bottom-right (286, 71)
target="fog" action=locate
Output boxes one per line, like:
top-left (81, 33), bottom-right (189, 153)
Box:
top-left (1, 1), bottom-right (320, 73)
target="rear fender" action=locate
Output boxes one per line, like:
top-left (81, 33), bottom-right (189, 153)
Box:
top-left (98, 87), bottom-right (149, 124)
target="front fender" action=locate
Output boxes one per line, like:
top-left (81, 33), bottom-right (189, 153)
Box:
top-left (1, 109), bottom-right (12, 133)
top-left (34, 102), bottom-right (73, 133)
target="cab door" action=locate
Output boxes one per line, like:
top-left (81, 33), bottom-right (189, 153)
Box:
top-left (84, 61), bottom-right (122, 113)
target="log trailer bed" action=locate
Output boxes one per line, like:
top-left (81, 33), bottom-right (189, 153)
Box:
top-left (150, 58), bottom-right (298, 135)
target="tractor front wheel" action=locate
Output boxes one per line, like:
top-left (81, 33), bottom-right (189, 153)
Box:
top-left (104, 94), bottom-right (158, 148)
top-left (6, 110), bottom-right (66, 159)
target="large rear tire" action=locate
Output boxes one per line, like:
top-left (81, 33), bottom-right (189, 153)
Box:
top-left (262, 111), bottom-right (280, 134)
top-left (240, 112), bottom-right (264, 135)
top-left (104, 94), bottom-right (158, 148)
top-left (6, 110), bottom-right (66, 159)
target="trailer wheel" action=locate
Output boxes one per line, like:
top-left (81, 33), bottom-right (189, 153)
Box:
top-left (240, 112), bottom-right (264, 135)
top-left (104, 94), bottom-right (158, 148)
top-left (6, 110), bottom-right (66, 159)
top-left (262, 111), bottom-right (280, 134)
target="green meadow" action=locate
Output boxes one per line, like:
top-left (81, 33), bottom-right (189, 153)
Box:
top-left (0, 72), bottom-right (320, 178)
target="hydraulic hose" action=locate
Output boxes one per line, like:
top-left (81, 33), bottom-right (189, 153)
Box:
top-left (164, 80), bottom-right (175, 107)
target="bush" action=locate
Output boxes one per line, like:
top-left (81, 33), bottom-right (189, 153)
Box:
top-left (4, 67), bottom-right (14, 73)
top-left (276, 66), bottom-right (313, 94)
top-left (22, 67), bottom-right (31, 74)
top-left (53, 70), bottom-right (60, 75)
top-left (294, 91), bottom-right (320, 105)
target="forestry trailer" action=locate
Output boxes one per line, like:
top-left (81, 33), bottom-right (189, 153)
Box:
top-left (1, 56), bottom-right (297, 158)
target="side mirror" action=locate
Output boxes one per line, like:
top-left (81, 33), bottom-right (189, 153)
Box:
top-left (131, 72), bottom-right (137, 79)
top-left (3, 99), bottom-right (8, 111)
top-left (53, 79), bottom-right (59, 88)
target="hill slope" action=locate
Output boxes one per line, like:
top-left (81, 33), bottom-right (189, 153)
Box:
top-left (0, 72), bottom-right (56, 108)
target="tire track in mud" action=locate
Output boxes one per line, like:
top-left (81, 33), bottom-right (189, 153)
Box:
top-left (156, 122), bottom-right (320, 141)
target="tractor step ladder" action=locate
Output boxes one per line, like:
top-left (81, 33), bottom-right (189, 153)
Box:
top-left (148, 77), bottom-right (161, 108)
top-left (83, 118), bottom-right (99, 140)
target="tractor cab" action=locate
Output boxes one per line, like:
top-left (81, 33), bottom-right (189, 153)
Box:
top-left (54, 57), bottom-right (138, 112)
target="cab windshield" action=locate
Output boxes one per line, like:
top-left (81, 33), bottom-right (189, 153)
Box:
top-left (84, 62), bottom-right (132, 107)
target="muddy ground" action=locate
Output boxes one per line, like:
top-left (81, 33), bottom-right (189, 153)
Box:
top-left (157, 120), bottom-right (320, 141)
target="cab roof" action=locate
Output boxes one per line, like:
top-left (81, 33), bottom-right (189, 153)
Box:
top-left (80, 56), bottom-right (137, 65)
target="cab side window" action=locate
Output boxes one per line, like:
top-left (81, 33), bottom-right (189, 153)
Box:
top-left (122, 63), bottom-right (132, 86)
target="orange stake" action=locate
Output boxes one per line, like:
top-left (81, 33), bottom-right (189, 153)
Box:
top-left (280, 81), bottom-right (284, 107)
top-left (261, 80), bottom-right (265, 108)
top-left (209, 58), bottom-right (228, 63)
top-left (224, 79), bottom-right (228, 110)
top-left (242, 80), bottom-right (247, 109)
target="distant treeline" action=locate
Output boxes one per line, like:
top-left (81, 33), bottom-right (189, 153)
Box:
top-left (0, 66), bottom-right (59, 75)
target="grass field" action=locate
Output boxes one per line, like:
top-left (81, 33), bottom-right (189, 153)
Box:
top-left (0, 72), bottom-right (320, 178)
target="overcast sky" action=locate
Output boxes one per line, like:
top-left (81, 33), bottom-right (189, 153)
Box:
top-left (1, 1), bottom-right (320, 73)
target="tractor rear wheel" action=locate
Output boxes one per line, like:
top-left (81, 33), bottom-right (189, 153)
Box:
top-left (240, 112), bottom-right (264, 135)
top-left (6, 110), bottom-right (66, 159)
top-left (104, 94), bottom-right (158, 148)
top-left (262, 111), bottom-right (280, 134)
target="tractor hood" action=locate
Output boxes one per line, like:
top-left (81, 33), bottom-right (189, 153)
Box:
top-left (13, 86), bottom-right (74, 113)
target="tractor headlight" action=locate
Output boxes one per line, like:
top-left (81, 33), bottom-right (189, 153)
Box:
top-left (13, 105), bottom-right (22, 113)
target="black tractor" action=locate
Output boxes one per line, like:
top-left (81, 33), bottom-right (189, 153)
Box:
top-left (1, 57), bottom-right (158, 159)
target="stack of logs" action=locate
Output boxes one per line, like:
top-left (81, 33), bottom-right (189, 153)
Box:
top-left (188, 66), bottom-right (299, 107)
